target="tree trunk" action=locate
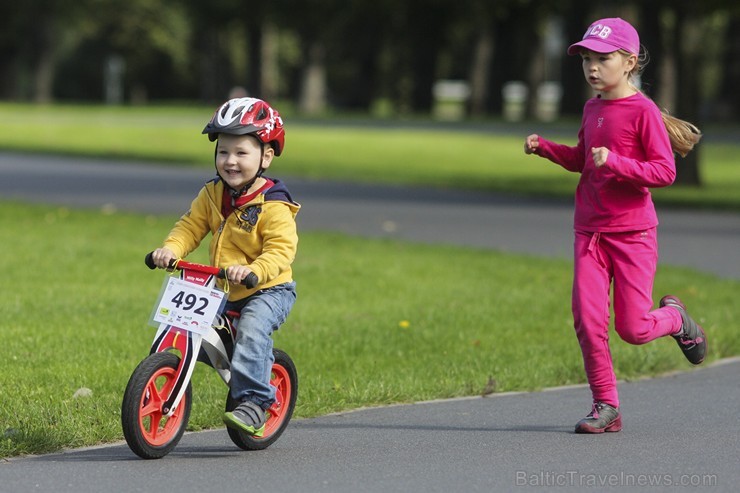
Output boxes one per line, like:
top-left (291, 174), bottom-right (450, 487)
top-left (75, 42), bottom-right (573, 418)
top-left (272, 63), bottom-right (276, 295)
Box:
top-left (638, 4), bottom-right (665, 100)
top-left (403, 0), bottom-right (446, 113)
top-left (260, 24), bottom-right (280, 102)
top-left (490, 10), bottom-right (538, 116)
top-left (0, 56), bottom-right (18, 98)
top-left (559, 1), bottom-right (591, 116)
top-left (718, 17), bottom-right (740, 121)
top-left (32, 15), bottom-right (56, 103)
top-left (298, 41), bottom-right (327, 115)
top-left (340, 36), bottom-right (379, 111)
top-left (468, 27), bottom-right (494, 117)
top-left (197, 27), bottom-right (231, 103)
top-left (409, 34), bottom-right (440, 113)
top-left (525, 26), bottom-right (545, 120)
top-left (672, 7), bottom-right (702, 186)
top-left (246, 24), bottom-right (263, 98)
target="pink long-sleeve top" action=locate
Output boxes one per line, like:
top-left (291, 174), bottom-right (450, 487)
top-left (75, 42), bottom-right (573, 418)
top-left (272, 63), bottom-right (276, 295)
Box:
top-left (535, 92), bottom-right (676, 232)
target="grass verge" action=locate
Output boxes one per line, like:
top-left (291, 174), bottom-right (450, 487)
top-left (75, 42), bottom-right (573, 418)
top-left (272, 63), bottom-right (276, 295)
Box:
top-left (1, 201), bottom-right (738, 458)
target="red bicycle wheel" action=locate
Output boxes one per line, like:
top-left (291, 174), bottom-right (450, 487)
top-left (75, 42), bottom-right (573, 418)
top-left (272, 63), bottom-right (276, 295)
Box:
top-left (122, 352), bottom-right (192, 459)
top-left (226, 348), bottom-right (297, 450)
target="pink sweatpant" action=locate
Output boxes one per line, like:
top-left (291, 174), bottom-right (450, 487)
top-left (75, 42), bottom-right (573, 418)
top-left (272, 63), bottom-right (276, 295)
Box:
top-left (572, 229), bottom-right (683, 408)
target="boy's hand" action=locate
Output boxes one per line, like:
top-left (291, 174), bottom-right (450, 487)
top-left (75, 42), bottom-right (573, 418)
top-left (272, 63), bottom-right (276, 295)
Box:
top-left (225, 265), bottom-right (255, 285)
top-left (151, 247), bottom-right (177, 269)
top-left (591, 147), bottom-right (609, 167)
top-left (524, 134), bottom-right (540, 154)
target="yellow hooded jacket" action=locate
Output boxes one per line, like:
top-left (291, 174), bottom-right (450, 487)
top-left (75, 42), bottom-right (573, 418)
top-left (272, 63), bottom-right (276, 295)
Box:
top-left (163, 177), bottom-right (300, 301)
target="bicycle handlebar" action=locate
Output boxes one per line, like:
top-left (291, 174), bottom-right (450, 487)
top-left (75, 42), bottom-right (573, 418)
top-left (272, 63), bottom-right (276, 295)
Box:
top-left (144, 252), bottom-right (161, 270)
top-left (144, 252), bottom-right (258, 289)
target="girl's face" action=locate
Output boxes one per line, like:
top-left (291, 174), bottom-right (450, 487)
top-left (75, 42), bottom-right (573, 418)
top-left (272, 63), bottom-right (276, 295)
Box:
top-left (215, 133), bottom-right (273, 190)
top-left (580, 49), bottom-right (637, 99)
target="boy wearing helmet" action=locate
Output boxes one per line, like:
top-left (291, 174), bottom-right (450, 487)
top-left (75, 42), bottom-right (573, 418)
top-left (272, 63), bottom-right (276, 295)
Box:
top-left (151, 98), bottom-right (299, 436)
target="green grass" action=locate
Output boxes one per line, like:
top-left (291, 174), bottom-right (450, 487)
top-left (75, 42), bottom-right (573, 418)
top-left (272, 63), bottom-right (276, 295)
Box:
top-left (1, 102), bottom-right (739, 210)
top-left (1, 202), bottom-right (739, 458)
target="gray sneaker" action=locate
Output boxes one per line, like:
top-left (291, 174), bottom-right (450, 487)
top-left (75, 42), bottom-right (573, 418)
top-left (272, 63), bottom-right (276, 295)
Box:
top-left (575, 402), bottom-right (622, 434)
top-left (223, 400), bottom-right (266, 437)
top-left (660, 295), bottom-right (706, 365)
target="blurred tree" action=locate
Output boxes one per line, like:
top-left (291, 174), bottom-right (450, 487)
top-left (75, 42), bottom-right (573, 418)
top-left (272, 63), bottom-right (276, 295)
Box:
top-left (719, 16), bottom-right (740, 121)
top-left (0, 0), bottom-right (737, 144)
top-left (487, 1), bottom-right (543, 116)
top-left (0, 0), bottom-right (194, 103)
top-left (401, 0), bottom-right (451, 112)
top-left (278, 0), bottom-right (338, 114)
top-left (0, 0), bottom-right (88, 101)
top-left (463, 0), bottom-right (545, 118)
top-left (670, 2), bottom-right (703, 185)
top-left (320, 0), bottom-right (390, 110)
top-left (0, 2), bottom-right (25, 98)
top-left (98, 0), bottom-right (192, 102)
top-left (466, 1), bottom-right (497, 117)
top-left (558, 0), bottom-right (595, 116)
top-left (180, 0), bottom-right (241, 102)
top-left (181, 0), bottom-right (282, 102)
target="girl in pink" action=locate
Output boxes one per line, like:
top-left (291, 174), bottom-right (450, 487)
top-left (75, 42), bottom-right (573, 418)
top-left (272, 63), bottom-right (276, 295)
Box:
top-left (524, 18), bottom-right (706, 433)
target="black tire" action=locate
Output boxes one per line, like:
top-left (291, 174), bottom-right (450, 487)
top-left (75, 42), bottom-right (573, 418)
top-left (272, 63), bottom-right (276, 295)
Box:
top-left (226, 348), bottom-right (298, 450)
top-left (121, 352), bottom-right (192, 459)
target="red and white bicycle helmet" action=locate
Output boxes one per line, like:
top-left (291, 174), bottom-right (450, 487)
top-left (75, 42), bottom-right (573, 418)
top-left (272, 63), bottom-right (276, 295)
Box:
top-left (202, 97), bottom-right (285, 156)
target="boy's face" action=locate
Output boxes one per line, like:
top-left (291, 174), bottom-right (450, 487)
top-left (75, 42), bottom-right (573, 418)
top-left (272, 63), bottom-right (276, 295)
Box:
top-left (215, 133), bottom-right (273, 190)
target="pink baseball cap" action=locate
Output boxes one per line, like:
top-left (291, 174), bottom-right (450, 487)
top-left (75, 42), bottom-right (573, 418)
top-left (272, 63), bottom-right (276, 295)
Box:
top-left (567, 18), bottom-right (640, 56)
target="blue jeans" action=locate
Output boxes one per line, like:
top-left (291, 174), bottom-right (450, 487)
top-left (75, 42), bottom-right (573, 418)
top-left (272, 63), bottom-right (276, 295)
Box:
top-left (224, 282), bottom-right (296, 410)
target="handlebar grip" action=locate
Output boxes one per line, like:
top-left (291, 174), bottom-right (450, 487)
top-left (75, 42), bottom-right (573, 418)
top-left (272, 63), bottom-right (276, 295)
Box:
top-left (243, 272), bottom-right (259, 289)
top-left (144, 252), bottom-right (157, 270)
top-left (145, 252), bottom-right (177, 270)
top-left (218, 269), bottom-right (259, 289)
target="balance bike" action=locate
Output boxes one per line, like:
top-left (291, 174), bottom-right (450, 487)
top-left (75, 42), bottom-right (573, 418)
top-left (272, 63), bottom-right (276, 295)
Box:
top-left (121, 254), bottom-right (297, 459)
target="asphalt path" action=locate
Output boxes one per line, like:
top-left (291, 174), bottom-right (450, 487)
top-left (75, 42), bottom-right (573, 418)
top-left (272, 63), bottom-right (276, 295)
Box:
top-left (1, 152), bottom-right (738, 278)
top-left (1, 152), bottom-right (739, 492)
top-left (2, 358), bottom-right (738, 493)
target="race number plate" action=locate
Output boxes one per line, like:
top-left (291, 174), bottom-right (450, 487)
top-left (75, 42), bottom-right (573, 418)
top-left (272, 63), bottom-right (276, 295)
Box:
top-left (151, 277), bottom-right (226, 334)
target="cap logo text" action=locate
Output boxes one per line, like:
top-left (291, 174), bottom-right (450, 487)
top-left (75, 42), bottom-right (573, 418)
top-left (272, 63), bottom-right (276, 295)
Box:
top-left (586, 24), bottom-right (612, 40)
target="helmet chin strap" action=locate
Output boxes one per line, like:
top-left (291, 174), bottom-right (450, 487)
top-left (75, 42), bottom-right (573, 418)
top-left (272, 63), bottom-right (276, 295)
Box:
top-left (228, 169), bottom-right (264, 205)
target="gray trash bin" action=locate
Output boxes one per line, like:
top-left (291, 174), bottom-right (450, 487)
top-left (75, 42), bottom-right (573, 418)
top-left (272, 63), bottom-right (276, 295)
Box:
top-left (502, 81), bottom-right (528, 122)
top-left (536, 82), bottom-right (562, 122)
top-left (432, 80), bottom-right (471, 121)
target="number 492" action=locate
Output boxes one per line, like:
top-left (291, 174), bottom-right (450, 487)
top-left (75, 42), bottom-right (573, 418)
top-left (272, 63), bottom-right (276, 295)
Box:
top-left (171, 291), bottom-right (209, 315)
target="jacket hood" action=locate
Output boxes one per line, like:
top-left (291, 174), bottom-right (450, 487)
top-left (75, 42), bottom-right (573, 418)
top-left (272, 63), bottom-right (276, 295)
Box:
top-left (206, 175), bottom-right (300, 210)
top-left (263, 177), bottom-right (299, 205)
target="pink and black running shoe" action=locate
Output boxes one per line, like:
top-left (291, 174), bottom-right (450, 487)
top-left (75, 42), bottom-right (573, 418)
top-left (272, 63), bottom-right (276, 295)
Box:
top-left (660, 295), bottom-right (707, 365)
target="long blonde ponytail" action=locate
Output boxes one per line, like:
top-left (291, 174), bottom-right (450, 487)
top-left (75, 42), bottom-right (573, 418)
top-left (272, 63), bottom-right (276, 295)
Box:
top-left (661, 112), bottom-right (702, 158)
